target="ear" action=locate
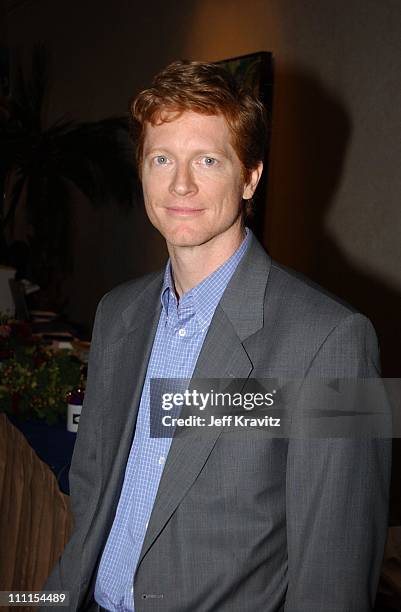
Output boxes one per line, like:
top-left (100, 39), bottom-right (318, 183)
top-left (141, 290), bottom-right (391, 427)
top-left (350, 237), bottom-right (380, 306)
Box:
top-left (242, 162), bottom-right (263, 200)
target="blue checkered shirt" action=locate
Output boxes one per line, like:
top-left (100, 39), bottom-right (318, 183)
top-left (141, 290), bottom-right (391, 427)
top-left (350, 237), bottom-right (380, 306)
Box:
top-left (94, 230), bottom-right (250, 611)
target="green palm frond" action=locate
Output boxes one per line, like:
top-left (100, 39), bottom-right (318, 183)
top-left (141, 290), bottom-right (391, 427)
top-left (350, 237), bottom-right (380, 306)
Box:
top-left (51, 115), bottom-right (138, 206)
top-left (0, 43), bottom-right (139, 292)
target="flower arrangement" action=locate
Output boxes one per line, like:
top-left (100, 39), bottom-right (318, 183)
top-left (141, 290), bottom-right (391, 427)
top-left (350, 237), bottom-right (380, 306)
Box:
top-left (0, 317), bottom-right (84, 424)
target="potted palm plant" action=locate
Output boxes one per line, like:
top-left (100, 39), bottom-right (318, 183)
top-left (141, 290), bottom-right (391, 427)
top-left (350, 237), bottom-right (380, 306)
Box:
top-left (0, 44), bottom-right (139, 307)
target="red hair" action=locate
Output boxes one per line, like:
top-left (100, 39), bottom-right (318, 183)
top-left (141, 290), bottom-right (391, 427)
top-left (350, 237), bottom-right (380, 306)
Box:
top-left (131, 60), bottom-right (267, 184)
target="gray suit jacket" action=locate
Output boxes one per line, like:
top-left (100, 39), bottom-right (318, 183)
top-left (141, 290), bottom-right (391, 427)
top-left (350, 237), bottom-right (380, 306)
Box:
top-left (44, 234), bottom-right (391, 611)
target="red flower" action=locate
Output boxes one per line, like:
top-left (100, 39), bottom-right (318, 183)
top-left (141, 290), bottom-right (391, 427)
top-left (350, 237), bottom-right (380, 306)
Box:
top-left (0, 325), bottom-right (11, 338)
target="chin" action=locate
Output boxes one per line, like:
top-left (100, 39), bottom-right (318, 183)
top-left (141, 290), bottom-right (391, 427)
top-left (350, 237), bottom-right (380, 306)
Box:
top-left (162, 225), bottom-right (211, 248)
top-left (166, 233), bottom-right (207, 248)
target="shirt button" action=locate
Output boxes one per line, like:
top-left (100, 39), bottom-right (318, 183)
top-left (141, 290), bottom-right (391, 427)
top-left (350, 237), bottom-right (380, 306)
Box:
top-left (178, 328), bottom-right (186, 337)
top-left (158, 456), bottom-right (165, 465)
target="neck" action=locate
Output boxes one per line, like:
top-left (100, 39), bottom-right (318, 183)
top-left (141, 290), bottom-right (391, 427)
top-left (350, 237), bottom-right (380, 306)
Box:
top-left (168, 221), bottom-right (246, 297)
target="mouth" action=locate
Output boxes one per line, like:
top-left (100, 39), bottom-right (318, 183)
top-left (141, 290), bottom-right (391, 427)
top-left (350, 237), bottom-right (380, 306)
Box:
top-left (165, 207), bottom-right (205, 217)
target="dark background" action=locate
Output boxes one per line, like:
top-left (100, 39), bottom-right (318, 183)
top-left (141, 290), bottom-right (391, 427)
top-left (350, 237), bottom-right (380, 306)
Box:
top-left (1, 0), bottom-right (400, 518)
top-left (1, 0), bottom-right (399, 339)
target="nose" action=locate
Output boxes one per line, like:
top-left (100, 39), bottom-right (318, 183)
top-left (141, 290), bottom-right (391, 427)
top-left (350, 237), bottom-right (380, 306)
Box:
top-left (169, 162), bottom-right (198, 197)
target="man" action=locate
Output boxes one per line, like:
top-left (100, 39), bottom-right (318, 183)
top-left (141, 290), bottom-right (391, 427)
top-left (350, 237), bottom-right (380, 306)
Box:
top-left (44, 60), bottom-right (390, 611)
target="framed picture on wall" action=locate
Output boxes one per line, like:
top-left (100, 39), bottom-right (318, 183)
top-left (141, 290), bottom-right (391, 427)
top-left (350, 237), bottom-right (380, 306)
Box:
top-left (217, 51), bottom-right (273, 241)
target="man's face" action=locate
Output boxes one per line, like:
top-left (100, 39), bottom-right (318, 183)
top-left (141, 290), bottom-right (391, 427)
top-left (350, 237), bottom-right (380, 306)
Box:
top-left (141, 110), bottom-right (261, 250)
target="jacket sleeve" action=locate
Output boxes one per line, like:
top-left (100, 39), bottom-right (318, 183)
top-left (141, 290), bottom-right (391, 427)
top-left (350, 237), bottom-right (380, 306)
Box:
top-left (42, 296), bottom-right (106, 608)
top-left (284, 313), bottom-right (391, 611)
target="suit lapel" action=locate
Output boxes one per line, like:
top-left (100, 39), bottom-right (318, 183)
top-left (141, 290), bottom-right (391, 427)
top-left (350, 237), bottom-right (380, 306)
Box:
top-left (79, 274), bottom-right (167, 604)
top-left (100, 274), bottom-right (163, 492)
top-left (138, 235), bottom-right (272, 567)
top-left (138, 307), bottom-right (253, 567)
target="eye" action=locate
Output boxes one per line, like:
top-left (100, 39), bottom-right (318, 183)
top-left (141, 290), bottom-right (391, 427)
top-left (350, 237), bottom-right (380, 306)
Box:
top-left (202, 157), bottom-right (217, 166)
top-left (154, 155), bottom-right (169, 165)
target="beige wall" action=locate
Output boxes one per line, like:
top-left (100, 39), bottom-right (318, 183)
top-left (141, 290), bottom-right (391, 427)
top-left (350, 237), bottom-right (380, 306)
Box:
top-left (5, 0), bottom-right (401, 373)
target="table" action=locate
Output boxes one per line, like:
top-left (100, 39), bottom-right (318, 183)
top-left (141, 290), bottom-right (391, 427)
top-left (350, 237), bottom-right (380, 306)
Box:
top-left (9, 416), bottom-right (76, 494)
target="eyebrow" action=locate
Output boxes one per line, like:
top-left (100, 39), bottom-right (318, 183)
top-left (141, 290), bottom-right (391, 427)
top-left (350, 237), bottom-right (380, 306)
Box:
top-left (143, 146), bottom-right (232, 158)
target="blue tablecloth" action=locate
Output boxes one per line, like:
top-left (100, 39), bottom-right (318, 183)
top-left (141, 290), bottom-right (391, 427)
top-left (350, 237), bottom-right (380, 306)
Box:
top-left (9, 416), bottom-right (76, 494)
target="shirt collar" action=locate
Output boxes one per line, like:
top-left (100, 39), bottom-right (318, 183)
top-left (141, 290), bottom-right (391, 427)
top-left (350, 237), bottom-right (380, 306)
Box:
top-left (161, 228), bottom-right (251, 329)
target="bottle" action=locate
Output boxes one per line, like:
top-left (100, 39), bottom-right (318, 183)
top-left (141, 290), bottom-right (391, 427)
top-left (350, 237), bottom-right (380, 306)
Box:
top-left (66, 384), bottom-right (85, 433)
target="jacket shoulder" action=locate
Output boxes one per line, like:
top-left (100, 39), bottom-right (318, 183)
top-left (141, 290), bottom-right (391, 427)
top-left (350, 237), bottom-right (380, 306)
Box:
top-left (92, 270), bottom-right (163, 338)
top-left (269, 260), bottom-right (358, 322)
top-left (102, 270), bottom-right (162, 309)
top-left (265, 260), bottom-right (379, 375)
